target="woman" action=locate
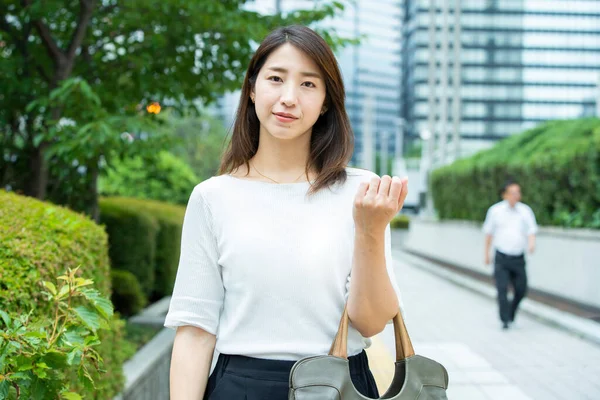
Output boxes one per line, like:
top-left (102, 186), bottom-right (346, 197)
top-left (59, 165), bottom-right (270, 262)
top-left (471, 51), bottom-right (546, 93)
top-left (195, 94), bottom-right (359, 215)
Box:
top-left (165, 25), bottom-right (409, 399)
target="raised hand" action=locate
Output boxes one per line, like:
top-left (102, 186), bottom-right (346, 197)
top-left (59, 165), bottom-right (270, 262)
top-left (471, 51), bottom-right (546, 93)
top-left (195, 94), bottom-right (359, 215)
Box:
top-left (353, 175), bottom-right (409, 235)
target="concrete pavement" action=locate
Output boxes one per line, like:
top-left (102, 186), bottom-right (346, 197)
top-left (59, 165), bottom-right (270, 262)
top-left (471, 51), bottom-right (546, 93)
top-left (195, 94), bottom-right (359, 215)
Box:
top-left (366, 248), bottom-right (600, 399)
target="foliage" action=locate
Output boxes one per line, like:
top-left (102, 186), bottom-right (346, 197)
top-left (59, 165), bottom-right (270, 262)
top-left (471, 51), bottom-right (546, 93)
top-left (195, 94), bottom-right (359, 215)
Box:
top-left (1, 0), bottom-right (353, 207)
top-left (390, 214), bottom-right (410, 230)
top-left (99, 151), bottom-right (199, 205)
top-left (98, 201), bottom-right (159, 297)
top-left (0, 268), bottom-right (113, 400)
top-left (431, 118), bottom-right (600, 229)
top-left (168, 112), bottom-right (229, 182)
top-left (100, 197), bottom-right (185, 300)
top-left (0, 190), bottom-right (127, 398)
top-left (110, 269), bottom-right (147, 317)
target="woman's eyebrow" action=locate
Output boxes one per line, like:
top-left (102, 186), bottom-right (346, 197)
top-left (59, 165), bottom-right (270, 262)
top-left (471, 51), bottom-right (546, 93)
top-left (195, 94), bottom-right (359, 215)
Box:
top-left (267, 66), bottom-right (322, 79)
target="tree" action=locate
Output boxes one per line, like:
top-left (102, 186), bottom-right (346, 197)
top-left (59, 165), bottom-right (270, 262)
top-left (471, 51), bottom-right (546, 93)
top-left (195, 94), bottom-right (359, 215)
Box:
top-left (0, 0), bottom-right (350, 205)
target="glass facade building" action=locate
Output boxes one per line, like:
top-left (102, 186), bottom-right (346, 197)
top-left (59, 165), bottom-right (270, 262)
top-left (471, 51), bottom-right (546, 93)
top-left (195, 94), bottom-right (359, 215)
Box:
top-left (402, 0), bottom-right (600, 160)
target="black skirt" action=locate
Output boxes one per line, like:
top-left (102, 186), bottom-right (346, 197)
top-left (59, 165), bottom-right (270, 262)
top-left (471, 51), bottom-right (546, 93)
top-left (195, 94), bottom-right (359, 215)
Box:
top-left (204, 350), bottom-right (379, 399)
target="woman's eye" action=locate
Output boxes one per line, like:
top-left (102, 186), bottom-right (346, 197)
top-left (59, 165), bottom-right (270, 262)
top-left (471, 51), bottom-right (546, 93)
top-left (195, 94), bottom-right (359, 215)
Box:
top-left (268, 76), bottom-right (282, 82)
top-left (302, 82), bottom-right (316, 88)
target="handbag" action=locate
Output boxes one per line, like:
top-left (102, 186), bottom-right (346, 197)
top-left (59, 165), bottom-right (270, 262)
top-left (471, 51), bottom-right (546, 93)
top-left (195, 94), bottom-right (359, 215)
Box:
top-left (288, 305), bottom-right (449, 399)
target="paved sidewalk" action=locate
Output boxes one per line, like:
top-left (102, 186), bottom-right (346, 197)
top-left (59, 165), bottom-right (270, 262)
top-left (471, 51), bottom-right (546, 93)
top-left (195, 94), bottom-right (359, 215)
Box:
top-left (367, 249), bottom-right (600, 400)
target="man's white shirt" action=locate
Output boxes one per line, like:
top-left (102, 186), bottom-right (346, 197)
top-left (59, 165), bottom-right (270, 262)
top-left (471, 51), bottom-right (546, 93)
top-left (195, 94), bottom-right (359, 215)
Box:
top-left (483, 200), bottom-right (538, 256)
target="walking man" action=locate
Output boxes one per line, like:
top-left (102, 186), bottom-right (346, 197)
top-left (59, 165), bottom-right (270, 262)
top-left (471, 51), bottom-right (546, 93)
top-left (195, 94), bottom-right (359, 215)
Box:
top-left (483, 180), bottom-right (538, 330)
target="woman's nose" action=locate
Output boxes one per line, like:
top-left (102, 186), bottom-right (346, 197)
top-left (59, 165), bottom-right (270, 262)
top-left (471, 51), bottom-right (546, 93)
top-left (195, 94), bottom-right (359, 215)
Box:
top-left (280, 83), bottom-right (298, 106)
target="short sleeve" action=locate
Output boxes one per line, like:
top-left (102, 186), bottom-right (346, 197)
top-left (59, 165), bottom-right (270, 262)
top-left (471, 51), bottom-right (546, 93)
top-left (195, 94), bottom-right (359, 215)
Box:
top-left (482, 207), bottom-right (495, 235)
top-left (345, 223), bottom-right (404, 324)
top-left (164, 186), bottom-right (224, 335)
top-left (525, 206), bottom-right (538, 235)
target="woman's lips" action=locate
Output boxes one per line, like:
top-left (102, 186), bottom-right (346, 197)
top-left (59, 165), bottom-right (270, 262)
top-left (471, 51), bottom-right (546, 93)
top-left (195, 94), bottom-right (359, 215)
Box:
top-left (274, 113), bottom-right (297, 123)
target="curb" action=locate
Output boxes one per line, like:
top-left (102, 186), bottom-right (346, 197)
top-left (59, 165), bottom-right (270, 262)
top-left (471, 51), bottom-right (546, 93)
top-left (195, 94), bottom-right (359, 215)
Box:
top-left (395, 248), bottom-right (600, 347)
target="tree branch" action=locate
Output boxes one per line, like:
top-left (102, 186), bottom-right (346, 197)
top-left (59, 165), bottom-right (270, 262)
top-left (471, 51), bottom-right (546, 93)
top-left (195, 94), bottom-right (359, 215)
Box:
top-left (66, 0), bottom-right (96, 63)
top-left (21, 0), bottom-right (64, 64)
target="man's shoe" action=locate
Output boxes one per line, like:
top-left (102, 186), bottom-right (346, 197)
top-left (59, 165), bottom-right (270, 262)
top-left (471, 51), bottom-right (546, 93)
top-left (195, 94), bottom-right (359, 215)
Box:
top-left (502, 321), bottom-right (510, 330)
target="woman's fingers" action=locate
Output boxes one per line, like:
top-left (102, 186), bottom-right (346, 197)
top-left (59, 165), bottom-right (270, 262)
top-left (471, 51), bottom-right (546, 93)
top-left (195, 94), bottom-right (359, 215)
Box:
top-left (389, 176), bottom-right (402, 202)
top-left (398, 177), bottom-right (409, 209)
top-left (366, 176), bottom-right (380, 198)
top-left (378, 175), bottom-right (392, 197)
top-left (354, 181), bottom-right (370, 205)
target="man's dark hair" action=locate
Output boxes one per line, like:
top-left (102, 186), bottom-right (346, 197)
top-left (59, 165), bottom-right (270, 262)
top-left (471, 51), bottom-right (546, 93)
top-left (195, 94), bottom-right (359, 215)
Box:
top-left (501, 179), bottom-right (519, 195)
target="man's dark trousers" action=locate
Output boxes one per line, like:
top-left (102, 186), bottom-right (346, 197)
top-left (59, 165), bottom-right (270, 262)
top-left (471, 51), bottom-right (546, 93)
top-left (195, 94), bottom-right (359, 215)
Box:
top-left (494, 250), bottom-right (528, 323)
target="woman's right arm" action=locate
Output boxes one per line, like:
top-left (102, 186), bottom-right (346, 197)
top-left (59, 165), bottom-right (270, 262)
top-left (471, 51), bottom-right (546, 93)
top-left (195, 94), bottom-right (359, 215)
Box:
top-left (170, 325), bottom-right (217, 399)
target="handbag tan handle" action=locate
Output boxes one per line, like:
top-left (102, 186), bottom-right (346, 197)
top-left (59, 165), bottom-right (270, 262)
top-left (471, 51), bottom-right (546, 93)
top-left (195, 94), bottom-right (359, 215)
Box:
top-left (329, 304), bottom-right (415, 362)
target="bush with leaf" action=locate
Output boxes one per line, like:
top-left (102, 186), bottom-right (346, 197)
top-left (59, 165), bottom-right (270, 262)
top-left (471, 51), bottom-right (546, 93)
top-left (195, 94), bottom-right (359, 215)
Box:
top-left (100, 197), bottom-right (186, 300)
top-left (0, 268), bottom-right (113, 400)
top-left (431, 118), bottom-right (600, 229)
top-left (0, 191), bottom-right (127, 398)
top-left (110, 270), bottom-right (148, 317)
top-left (99, 150), bottom-right (199, 206)
top-left (390, 214), bottom-right (410, 230)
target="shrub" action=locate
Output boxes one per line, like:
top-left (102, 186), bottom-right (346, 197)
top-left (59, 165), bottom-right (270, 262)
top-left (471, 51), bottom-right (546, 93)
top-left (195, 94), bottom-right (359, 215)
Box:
top-left (0, 268), bottom-right (114, 399)
top-left (0, 191), bottom-right (127, 398)
top-left (431, 118), bottom-right (600, 229)
top-left (390, 214), bottom-right (410, 229)
top-left (111, 269), bottom-right (148, 317)
top-left (98, 200), bottom-right (159, 297)
top-left (99, 151), bottom-right (199, 205)
top-left (100, 197), bottom-right (185, 300)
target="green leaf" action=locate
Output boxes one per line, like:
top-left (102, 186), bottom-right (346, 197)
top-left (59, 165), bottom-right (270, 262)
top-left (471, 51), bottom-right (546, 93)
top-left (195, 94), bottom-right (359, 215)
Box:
top-left (61, 393), bottom-right (82, 400)
top-left (66, 349), bottom-right (82, 366)
top-left (57, 284), bottom-right (70, 299)
top-left (42, 281), bottom-right (57, 296)
top-left (73, 306), bottom-right (101, 331)
top-left (0, 310), bottom-right (10, 327)
top-left (77, 367), bottom-right (95, 391)
top-left (0, 380), bottom-right (9, 399)
top-left (41, 351), bottom-right (68, 369)
top-left (80, 289), bottom-right (114, 320)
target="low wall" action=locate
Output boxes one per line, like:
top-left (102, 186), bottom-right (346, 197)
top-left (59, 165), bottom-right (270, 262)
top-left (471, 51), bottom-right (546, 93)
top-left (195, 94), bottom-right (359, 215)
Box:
top-left (115, 297), bottom-right (174, 400)
top-left (403, 219), bottom-right (600, 309)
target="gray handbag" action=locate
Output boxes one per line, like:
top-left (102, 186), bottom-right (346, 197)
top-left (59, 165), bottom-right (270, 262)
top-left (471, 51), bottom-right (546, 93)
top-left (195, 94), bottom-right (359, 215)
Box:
top-left (288, 305), bottom-right (449, 399)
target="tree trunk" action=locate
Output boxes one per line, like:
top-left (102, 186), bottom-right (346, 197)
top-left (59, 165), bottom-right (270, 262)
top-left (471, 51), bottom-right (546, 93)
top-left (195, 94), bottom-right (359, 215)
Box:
top-left (25, 141), bottom-right (50, 198)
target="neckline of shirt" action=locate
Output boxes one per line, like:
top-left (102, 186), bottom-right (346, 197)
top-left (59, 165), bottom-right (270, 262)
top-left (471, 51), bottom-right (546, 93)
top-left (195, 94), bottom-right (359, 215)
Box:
top-left (222, 174), bottom-right (315, 186)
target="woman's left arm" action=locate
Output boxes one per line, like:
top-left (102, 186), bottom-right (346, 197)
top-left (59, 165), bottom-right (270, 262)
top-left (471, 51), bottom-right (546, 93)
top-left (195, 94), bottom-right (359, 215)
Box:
top-left (347, 175), bottom-right (408, 338)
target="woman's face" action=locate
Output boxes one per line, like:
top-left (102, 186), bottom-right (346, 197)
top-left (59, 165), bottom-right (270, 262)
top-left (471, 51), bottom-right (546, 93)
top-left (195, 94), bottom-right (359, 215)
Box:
top-left (252, 43), bottom-right (327, 141)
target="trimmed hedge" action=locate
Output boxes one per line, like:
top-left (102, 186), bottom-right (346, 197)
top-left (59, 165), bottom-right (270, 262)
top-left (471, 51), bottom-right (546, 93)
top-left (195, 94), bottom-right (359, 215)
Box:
top-left (111, 269), bottom-right (148, 317)
top-left (99, 200), bottom-right (159, 298)
top-left (0, 190), bottom-right (127, 398)
top-left (431, 118), bottom-right (600, 228)
top-left (100, 197), bottom-right (185, 300)
top-left (390, 214), bottom-right (410, 229)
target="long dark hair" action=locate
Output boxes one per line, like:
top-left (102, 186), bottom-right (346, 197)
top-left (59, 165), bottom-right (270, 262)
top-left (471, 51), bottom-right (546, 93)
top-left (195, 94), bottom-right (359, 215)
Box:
top-left (218, 25), bottom-right (354, 195)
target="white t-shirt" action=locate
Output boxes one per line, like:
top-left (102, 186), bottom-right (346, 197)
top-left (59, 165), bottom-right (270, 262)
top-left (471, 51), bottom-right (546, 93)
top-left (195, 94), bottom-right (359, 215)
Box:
top-left (164, 167), bottom-right (403, 361)
top-left (483, 200), bottom-right (538, 256)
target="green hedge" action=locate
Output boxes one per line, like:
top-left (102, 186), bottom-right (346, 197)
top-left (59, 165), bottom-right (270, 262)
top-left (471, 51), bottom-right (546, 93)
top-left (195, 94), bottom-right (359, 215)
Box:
top-left (100, 197), bottom-right (185, 300)
top-left (111, 269), bottom-right (148, 317)
top-left (0, 190), bottom-right (127, 398)
top-left (99, 200), bottom-right (159, 298)
top-left (431, 118), bottom-right (600, 228)
top-left (390, 214), bottom-right (410, 229)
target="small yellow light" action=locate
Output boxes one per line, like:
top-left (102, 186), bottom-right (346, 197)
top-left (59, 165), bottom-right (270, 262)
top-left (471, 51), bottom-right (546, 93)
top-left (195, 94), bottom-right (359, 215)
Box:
top-left (146, 102), bottom-right (161, 114)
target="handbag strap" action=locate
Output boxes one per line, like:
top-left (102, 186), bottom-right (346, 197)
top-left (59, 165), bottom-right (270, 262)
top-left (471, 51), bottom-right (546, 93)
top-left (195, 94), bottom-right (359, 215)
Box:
top-left (328, 304), bottom-right (415, 362)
